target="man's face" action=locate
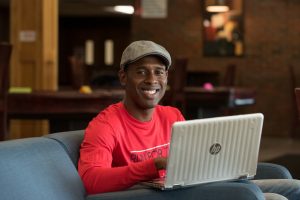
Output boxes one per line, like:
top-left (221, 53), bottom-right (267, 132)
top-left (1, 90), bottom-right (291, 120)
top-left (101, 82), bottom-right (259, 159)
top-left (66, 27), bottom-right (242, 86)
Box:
top-left (119, 56), bottom-right (168, 110)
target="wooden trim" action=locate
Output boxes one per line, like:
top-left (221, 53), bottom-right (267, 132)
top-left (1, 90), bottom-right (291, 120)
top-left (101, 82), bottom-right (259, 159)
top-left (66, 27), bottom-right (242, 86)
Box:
top-left (9, 0), bottom-right (58, 139)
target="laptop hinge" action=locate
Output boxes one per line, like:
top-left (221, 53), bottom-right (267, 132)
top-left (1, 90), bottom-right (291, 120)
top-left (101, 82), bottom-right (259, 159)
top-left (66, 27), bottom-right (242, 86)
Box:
top-left (238, 174), bottom-right (251, 180)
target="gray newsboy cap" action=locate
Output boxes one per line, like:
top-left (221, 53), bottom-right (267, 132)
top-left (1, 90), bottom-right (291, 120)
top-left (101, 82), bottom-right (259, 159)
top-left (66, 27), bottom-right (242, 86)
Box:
top-left (120, 40), bottom-right (172, 70)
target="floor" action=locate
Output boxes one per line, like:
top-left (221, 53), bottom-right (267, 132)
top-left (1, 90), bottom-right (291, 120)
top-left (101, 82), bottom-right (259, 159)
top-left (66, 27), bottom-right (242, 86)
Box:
top-left (258, 136), bottom-right (300, 179)
top-left (259, 136), bottom-right (300, 162)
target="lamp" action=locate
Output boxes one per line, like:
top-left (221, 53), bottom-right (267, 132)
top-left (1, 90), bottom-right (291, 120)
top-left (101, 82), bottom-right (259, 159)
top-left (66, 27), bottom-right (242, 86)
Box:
top-left (206, 0), bottom-right (229, 12)
top-left (113, 5), bottom-right (134, 14)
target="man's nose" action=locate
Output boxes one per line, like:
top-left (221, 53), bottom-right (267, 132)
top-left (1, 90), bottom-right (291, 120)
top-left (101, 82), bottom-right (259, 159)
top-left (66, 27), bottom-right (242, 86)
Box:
top-left (145, 72), bottom-right (158, 84)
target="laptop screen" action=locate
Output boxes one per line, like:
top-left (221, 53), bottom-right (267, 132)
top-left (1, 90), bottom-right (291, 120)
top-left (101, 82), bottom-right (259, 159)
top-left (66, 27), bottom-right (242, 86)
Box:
top-left (164, 113), bottom-right (264, 189)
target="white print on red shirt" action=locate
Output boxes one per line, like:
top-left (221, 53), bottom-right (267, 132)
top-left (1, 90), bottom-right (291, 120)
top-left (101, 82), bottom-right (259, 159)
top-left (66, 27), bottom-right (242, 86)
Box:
top-left (130, 143), bottom-right (169, 162)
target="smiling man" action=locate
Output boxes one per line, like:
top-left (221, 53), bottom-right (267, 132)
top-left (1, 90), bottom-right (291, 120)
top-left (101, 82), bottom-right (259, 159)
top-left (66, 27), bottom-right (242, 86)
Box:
top-left (78, 41), bottom-right (300, 199)
top-left (78, 41), bottom-right (185, 194)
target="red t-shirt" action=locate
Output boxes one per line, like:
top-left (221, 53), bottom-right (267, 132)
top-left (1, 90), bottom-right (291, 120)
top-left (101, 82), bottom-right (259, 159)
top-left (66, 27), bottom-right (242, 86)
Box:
top-left (78, 102), bottom-right (184, 194)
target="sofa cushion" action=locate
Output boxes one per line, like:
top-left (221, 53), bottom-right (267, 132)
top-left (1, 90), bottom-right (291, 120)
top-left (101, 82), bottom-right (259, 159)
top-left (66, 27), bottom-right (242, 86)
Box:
top-left (255, 162), bottom-right (293, 179)
top-left (86, 180), bottom-right (264, 200)
top-left (45, 130), bottom-right (84, 168)
top-left (0, 137), bottom-right (86, 200)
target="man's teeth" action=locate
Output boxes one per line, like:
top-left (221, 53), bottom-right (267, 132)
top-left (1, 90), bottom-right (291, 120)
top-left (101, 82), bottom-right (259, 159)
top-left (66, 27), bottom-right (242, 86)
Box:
top-left (143, 89), bottom-right (156, 94)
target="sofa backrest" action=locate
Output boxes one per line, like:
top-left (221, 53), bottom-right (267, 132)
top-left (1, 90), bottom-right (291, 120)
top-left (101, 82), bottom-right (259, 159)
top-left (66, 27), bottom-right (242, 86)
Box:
top-left (0, 137), bottom-right (86, 200)
top-left (46, 130), bottom-right (84, 168)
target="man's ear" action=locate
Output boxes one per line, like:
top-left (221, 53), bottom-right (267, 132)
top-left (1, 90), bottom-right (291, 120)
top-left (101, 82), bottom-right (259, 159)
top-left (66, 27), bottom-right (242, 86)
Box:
top-left (118, 69), bottom-right (126, 86)
top-left (165, 70), bottom-right (168, 84)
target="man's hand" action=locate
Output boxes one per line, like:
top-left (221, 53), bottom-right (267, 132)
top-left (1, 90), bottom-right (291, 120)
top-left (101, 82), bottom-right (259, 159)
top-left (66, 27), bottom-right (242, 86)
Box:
top-left (154, 157), bottom-right (167, 170)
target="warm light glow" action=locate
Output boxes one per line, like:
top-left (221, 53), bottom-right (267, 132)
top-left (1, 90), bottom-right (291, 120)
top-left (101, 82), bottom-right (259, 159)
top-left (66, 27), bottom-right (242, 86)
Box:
top-left (104, 40), bottom-right (114, 66)
top-left (85, 40), bottom-right (94, 65)
top-left (113, 6), bottom-right (134, 14)
top-left (206, 5), bottom-right (229, 12)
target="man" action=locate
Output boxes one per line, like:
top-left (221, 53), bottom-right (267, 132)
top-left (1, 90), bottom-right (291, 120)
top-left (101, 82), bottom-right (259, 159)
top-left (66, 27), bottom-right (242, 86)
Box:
top-left (78, 40), bottom-right (300, 199)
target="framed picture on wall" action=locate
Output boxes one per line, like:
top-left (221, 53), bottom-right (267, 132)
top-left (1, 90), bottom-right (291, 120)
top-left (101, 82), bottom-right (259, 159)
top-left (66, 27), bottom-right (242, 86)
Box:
top-left (202, 0), bottom-right (244, 57)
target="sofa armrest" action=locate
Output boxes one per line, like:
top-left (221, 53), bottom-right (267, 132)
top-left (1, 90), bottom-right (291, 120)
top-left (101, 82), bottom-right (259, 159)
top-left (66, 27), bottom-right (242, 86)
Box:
top-left (86, 181), bottom-right (264, 200)
top-left (254, 162), bottom-right (293, 180)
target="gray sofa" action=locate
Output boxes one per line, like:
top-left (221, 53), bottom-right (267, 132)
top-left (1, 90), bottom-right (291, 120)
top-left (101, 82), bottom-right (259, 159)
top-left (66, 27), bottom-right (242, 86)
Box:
top-left (0, 130), bottom-right (293, 200)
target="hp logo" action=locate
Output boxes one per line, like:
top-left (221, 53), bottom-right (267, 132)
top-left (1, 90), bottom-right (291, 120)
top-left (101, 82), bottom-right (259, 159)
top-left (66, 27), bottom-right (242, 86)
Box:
top-left (209, 143), bottom-right (222, 155)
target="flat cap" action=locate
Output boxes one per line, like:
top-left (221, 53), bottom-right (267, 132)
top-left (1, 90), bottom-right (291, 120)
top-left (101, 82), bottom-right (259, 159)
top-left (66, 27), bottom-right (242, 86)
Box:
top-left (120, 40), bottom-right (171, 70)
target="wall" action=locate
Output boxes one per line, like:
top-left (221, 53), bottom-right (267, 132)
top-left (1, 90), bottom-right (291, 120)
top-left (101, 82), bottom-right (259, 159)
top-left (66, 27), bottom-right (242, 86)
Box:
top-left (131, 0), bottom-right (300, 137)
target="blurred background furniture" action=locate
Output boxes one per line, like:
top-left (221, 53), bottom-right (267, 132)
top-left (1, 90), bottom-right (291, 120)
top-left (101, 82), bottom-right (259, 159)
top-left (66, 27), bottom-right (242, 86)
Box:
top-left (68, 55), bottom-right (88, 90)
top-left (290, 66), bottom-right (298, 137)
top-left (7, 89), bottom-right (124, 136)
top-left (90, 70), bottom-right (121, 89)
top-left (6, 86), bottom-right (255, 138)
top-left (0, 43), bottom-right (12, 140)
top-left (164, 60), bottom-right (255, 119)
top-left (295, 88), bottom-right (300, 123)
top-left (223, 64), bottom-right (237, 86)
top-left (182, 86), bottom-right (255, 119)
top-left (167, 58), bottom-right (188, 115)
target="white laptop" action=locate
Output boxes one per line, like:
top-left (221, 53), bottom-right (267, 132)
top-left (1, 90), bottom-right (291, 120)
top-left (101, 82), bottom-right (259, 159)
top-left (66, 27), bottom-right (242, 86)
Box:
top-left (142, 113), bottom-right (264, 190)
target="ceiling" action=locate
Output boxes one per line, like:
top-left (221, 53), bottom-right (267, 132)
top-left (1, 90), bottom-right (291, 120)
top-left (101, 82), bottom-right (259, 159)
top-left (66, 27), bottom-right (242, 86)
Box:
top-left (59, 0), bottom-right (134, 16)
top-left (0, 0), bottom-right (135, 16)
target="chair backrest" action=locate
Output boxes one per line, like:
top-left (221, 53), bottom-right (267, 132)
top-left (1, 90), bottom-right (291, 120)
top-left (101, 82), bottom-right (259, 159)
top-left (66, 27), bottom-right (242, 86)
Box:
top-left (295, 88), bottom-right (300, 122)
top-left (0, 43), bottom-right (12, 140)
top-left (166, 58), bottom-right (188, 115)
top-left (290, 66), bottom-right (298, 137)
top-left (68, 55), bottom-right (87, 90)
top-left (168, 58), bottom-right (188, 92)
top-left (223, 64), bottom-right (236, 86)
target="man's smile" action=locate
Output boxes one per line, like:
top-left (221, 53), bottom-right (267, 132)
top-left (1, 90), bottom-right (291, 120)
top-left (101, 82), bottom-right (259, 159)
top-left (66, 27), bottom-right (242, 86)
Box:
top-left (141, 88), bottom-right (160, 98)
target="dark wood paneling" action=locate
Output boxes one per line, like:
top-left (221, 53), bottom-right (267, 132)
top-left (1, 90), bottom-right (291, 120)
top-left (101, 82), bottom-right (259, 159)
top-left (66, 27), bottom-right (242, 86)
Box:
top-left (0, 6), bottom-right (9, 42)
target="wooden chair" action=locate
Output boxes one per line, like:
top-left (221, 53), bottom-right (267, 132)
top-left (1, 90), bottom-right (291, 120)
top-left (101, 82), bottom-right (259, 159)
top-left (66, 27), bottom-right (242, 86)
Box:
top-left (295, 88), bottom-right (300, 126)
top-left (68, 55), bottom-right (88, 90)
top-left (0, 43), bottom-right (12, 140)
top-left (223, 64), bottom-right (236, 86)
top-left (288, 65), bottom-right (300, 138)
top-left (167, 58), bottom-right (188, 115)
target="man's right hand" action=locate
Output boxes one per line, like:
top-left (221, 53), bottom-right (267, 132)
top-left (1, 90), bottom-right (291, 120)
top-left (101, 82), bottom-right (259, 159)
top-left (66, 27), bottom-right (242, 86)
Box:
top-left (154, 157), bottom-right (167, 170)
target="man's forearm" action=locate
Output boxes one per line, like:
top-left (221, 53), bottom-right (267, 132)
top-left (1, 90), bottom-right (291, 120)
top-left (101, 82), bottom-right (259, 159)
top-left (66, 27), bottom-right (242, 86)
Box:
top-left (81, 159), bottom-right (159, 194)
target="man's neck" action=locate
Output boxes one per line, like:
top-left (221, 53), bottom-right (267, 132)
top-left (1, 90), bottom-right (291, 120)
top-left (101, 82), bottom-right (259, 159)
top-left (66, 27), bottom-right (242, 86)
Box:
top-left (122, 101), bottom-right (155, 122)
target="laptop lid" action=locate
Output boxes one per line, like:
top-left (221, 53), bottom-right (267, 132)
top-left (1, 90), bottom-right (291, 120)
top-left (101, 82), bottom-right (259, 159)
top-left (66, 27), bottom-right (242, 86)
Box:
top-left (164, 113), bottom-right (264, 189)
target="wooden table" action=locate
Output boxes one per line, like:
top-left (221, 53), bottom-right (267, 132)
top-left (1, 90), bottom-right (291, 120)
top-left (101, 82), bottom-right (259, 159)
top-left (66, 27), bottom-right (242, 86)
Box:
top-left (185, 87), bottom-right (255, 118)
top-left (183, 86), bottom-right (255, 107)
top-left (8, 89), bottom-right (125, 119)
top-left (2, 87), bottom-right (255, 139)
top-left (163, 86), bottom-right (256, 119)
top-left (5, 89), bottom-right (124, 137)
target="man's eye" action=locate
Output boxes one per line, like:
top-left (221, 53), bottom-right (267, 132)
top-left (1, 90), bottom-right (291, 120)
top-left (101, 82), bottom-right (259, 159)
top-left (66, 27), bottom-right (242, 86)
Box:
top-left (137, 70), bottom-right (146, 75)
top-left (156, 70), bottom-right (166, 76)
